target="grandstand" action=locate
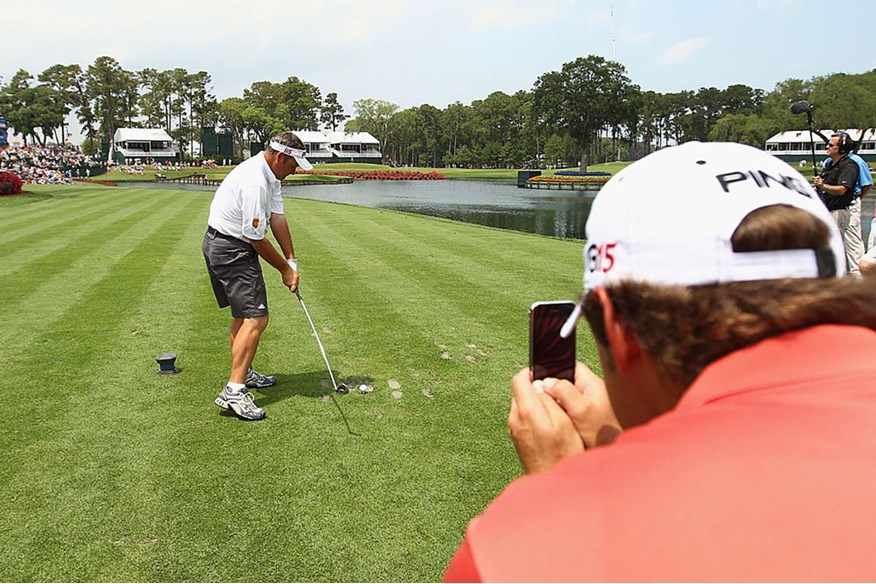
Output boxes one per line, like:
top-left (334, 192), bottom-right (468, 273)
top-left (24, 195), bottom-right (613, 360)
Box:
top-left (111, 128), bottom-right (178, 164)
top-left (326, 131), bottom-right (382, 163)
top-left (294, 131), bottom-right (334, 164)
top-left (765, 129), bottom-right (876, 163)
top-left (291, 131), bottom-right (382, 164)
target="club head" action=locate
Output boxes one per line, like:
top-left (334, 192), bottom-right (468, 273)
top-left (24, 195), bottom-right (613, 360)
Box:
top-left (790, 100), bottom-right (813, 115)
top-left (335, 383), bottom-right (349, 394)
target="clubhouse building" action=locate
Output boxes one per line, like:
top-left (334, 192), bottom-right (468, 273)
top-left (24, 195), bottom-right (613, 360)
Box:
top-left (111, 128), bottom-right (177, 164)
top-left (765, 128), bottom-right (876, 164)
top-left (295, 131), bottom-right (382, 164)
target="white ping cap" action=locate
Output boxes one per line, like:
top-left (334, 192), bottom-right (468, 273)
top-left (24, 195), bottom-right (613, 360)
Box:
top-left (560, 141), bottom-right (844, 338)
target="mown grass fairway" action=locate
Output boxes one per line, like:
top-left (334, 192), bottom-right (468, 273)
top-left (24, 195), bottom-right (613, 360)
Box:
top-left (0, 184), bottom-right (596, 582)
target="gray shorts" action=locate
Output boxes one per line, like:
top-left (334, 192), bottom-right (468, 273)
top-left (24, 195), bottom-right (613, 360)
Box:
top-left (203, 229), bottom-right (268, 319)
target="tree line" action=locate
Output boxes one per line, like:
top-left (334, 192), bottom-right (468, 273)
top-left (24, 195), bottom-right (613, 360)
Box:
top-left (2, 54), bottom-right (874, 169)
top-left (0, 56), bottom-right (348, 161)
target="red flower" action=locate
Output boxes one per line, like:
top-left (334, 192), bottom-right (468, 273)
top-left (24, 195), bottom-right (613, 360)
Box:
top-left (0, 171), bottom-right (23, 195)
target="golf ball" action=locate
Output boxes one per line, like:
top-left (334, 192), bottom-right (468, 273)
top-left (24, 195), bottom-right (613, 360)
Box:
top-left (359, 384), bottom-right (368, 392)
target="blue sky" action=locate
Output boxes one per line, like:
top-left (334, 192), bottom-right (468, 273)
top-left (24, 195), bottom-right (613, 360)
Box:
top-left (2, 0), bottom-right (873, 141)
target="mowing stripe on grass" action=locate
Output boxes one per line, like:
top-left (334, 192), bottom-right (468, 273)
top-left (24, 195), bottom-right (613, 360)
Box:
top-left (0, 194), bottom-right (184, 303)
top-left (0, 190), bottom-right (214, 580)
top-left (0, 191), bottom-right (206, 454)
top-left (288, 200), bottom-right (579, 369)
top-left (0, 185), bottom-right (596, 582)
top-left (286, 206), bottom-right (499, 376)
top-left (0, 185), bottom-right (131, 242)
top-left (0, 193), bottom-right (200, 353)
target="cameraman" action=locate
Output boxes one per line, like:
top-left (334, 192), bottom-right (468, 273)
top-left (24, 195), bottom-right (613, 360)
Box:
top-left (813, 132), bottom-right (862, 274)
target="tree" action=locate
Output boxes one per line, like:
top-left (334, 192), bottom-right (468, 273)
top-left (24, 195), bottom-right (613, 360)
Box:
top-left (0, 70), bottom-right (66, 145)
top-left (385, 107), bottom-right (418, 166)
top-left (138, 68), bottom-right (175, 132)
top-left (37, 64), bottom-right (82, 143)
top-left (442, 101), bottom-right (471, 164)
top-left (543, 133), bottom-right (579, 168)
top-left (39, 64), bottom-right (92, 143)
top-left (533, 55), bottom-right (641, 171)
top-left (808, 71), bottom-right (876, 141)
top-left (242, 106), bottom-right (284, 146)
top-left (120, 69), bottom-right (140, 126)
top-left (638, 90), bottom-right (663, 153)
top-left (218, 97), bottom-right (248, 158)
top-left (85, 56), bottom-right (131, 154)
top-left (708, 113), bottom-right (776, 147)
top-left (0, 69), bottom-right (36, 144)
top-left (282, 76), bottom-right (321, 130)
top-left (169, 68), bottom-right (190, 159)
top-left (348, 98), bottom-right (399, 155)
top-left (320, 92), bottom-right (348, 131)
top-left (722, 84), bottom-right (765, 114)
top-left (416, 104), bottom-right (444, 168)
top-left (182, 71), bottom-right (215, 158)
top-left (471, 92), bottom-right (516, 167)
top-left (762, 77), bottom-right (810, 134)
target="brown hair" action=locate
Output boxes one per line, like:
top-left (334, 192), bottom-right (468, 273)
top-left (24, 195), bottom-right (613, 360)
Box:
top-left (583, 205), bottom-right (876, 388)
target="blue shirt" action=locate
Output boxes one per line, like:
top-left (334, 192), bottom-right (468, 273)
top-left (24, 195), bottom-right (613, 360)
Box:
top-left (821, 152), bottom-right (872, 196)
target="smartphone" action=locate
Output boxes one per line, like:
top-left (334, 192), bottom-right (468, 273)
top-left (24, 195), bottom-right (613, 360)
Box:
top-left (529, 300), bottom-right (576, 382)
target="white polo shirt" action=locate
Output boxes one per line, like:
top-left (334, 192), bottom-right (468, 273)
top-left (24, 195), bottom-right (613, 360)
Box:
top-left (207, 153), bottom-right (284, 241)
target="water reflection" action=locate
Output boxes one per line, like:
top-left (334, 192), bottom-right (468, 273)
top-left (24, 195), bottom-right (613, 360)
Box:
top-left (286, 179), bottom-right (876, 243)
top-left (286, 179), bottom-right (597, 240)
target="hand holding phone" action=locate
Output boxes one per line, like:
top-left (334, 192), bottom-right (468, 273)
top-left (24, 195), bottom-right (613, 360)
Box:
top-left (529, 300), bottom-right (576, 382)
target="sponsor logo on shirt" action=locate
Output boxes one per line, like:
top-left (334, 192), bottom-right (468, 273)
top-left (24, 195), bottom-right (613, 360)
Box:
top-left (252, 218), bottom-right (260, 229)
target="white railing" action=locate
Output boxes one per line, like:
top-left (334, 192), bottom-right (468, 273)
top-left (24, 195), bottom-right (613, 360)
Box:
top-left (117, 148), bottom-right (177, 157)
top-left (328, 148), bottom-right (382, 158)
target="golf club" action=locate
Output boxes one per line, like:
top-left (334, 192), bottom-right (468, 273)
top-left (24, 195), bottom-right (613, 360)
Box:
top-left (295, 289), bottom-right (348, 393)
top-left (790, 100), bottom-right (818, 177)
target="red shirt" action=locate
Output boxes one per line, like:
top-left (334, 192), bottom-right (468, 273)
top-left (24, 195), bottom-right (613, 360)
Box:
top-left (445, 325), bottom-right (876, 582)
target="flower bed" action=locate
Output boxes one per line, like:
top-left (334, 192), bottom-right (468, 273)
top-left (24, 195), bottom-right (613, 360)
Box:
top-left (0, 171), bottom-right (24, 195)
top-left (297, 169), bottom-right (445, 180)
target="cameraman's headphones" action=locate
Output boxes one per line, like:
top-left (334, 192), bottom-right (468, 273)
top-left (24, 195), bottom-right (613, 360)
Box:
top-left (834, 131), bottom-right (854, 155)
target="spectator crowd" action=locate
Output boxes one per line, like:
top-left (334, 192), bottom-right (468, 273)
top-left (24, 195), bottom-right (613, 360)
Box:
top-left (0, 144), bottom-right (100, 184)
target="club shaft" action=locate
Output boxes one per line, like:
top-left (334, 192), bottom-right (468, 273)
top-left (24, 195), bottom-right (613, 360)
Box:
top-left (296, 291), bottom-right (340, 391)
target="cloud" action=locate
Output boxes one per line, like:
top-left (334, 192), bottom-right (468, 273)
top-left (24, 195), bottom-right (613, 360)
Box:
top-left (470, 0), bottom-right (562, 30)
top-left (755, 0), bottom-right (799, 10)
top-left (618, 24), bottom-right (654, 45)
top-left (656, 37), bottom-right (708, 66)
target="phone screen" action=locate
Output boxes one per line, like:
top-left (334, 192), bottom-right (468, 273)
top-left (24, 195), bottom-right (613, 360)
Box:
top-left (529, 301), bottom-right (576, 382)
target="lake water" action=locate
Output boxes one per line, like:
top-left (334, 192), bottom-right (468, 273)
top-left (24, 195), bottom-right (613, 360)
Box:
top-left (286, 179), bottom-right (597, 240)
top-left (133, 178), bottom-right (876, 242)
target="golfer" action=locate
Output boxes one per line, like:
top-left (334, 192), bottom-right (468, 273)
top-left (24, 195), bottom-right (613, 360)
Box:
top-left (444, 142), bottom-right (876, 581)
top-left (203, 131), bottom-right (312, 421)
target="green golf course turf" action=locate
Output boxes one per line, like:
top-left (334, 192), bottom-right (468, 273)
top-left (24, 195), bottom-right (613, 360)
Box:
top-left (0, 183), bottom-right (599, 581)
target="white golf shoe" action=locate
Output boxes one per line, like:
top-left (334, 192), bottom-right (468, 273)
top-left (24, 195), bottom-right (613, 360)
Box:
top-left (215, 385), bottom-right (266, 421)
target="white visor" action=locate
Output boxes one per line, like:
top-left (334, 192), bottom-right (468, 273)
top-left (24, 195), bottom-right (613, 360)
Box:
top-left (270, 141), bottom-right (312, 171)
